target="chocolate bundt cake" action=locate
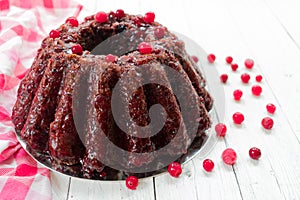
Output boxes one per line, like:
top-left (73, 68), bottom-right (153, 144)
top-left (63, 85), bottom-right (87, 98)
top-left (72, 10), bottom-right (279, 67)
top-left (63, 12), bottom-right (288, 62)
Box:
top-left (12, 10), bottom-right (213, 179)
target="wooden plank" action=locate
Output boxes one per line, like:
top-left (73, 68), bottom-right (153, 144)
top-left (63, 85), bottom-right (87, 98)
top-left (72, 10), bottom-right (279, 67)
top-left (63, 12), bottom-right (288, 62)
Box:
top-left (224, 0), bottom-right (300, 141)
top-left (68, 177), bottom-right (155, 200)
top-left (51, 172), bottom-right (71, 200)
top-left (203, 0), bottom-right (300, 199)
top-left (262, 0), bottom-right (300, 144)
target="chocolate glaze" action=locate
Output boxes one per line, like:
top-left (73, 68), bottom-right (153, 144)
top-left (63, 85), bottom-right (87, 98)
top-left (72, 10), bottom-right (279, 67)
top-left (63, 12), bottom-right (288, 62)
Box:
top-left (115, 65), bottom-right (155, 168)
top-left (20, 53), bottom-right (73, 153)
top-left (48, 62), bottom-right (85, 166)
top-left (82, 58), bottom-right (107, 179)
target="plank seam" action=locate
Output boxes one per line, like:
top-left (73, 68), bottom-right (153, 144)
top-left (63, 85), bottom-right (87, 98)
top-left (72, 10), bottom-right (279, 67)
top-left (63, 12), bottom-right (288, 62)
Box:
top-left (66, 178), bottom-right (72, 200)
top-left (153, 177), bottom-right (157, 200)
top-left (267, 158), bottom-right (287, 200)
top-left (263, 0), bottom-right (300, 52)
top-left (231, 166), bottom-right (245, 200)
top-left (192, 160), bottom-right (200, 200)
top-left (223, 137), bottom-right (244, 200)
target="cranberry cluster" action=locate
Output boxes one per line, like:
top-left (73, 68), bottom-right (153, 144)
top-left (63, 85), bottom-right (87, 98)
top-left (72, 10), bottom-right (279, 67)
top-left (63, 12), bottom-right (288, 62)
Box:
top-left (189, 54), bottom-right (277, 176)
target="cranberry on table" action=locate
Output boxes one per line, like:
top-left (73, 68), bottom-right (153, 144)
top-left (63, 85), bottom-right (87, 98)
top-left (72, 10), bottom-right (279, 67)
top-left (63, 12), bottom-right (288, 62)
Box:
top-left (168, 162), bottom-right (182, 178)
top-left (233, 112), bottom-right (244, 125)
top-left (222, 148), bottom-right (237, 165)
top-left (256, 75), bottom-right (263, 82)
top-left (231, 63), bottom-right (238, 71)
top-left (215, 123), bottom-right (227, 137)
top-left (249, 147), bottom-right (262, 160)
top-left (138, 42), bottom-right (152, 54)
top-left (207, 54), bottom-right (216, 63)
top-left (245, 58), bottom-right (254, 69)
top-left (252, 85), bottom-right (262, 96)
top-left (191, 55), bottom-right (199, 63)
top-left (203, 159), bottom-right (215, 172)
top-left (241, 73), bottom-right (250, 83)
top-left (233, 89), bottom-right (243, 101)
top-left (144, 12), bottom-right (155, 23)
top-left (95, 11), bottom-right (108, 23)
top-left (226, 56), bottom-right (233, 64)
top-left (266, 103), bottom-right (276, 114)
top-left (154, 27), bottom-right (165, 39)
top-left (262, 117), bottom-right (274, 130)
top-left (65, 17), bottom-right (79, 27)
top-left (126, 176), bottom-right (139, 190)
top-left (115, 9), bottom-right (125, 19)
top-left (49, 30), bottom-right (60, 38)
top-left (220, 74), bottom-right (228, 83)
top-left (71, 44), bottom-right (83, 55)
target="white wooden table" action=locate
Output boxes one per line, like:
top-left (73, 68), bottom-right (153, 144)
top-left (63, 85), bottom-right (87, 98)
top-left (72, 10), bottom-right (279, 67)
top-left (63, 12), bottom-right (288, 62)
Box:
top-left (51, 0), bottom-right (300, 199)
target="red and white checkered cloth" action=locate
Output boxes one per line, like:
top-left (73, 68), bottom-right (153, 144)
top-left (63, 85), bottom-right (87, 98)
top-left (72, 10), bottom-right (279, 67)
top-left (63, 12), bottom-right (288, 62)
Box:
top-left (0, 0), bottom-right (82, 199)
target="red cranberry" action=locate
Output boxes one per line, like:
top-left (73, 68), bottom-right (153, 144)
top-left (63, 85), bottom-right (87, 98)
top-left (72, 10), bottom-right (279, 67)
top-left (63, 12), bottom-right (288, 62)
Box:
top-left (226, 56), bottom-right (233, 64)
top-left (49, 30), bottom-right (60, 38)
top-left (252, 85), bottom-right (262, 96)
top-left (84, 15), bottom-right (95, 21)
top-left (105, 54), bottom-right (116, 62)
top-left (249, 147), bottom-right (261, 160)
top-left (108, 11), bottom-right (115, 19)
top-left (66, 17), bottom-right (78, 27)
top-left (116, 9), bottom-right (125, 18)
top-left (191, 55), bottom-right (199, 63)
top-left (256, 75), bottom-right (263, 82)
top-left (133, 16), bottom-right (143, 26)
top-left (241, 73), bottom-right (250, 84)
top-left (95, 11), bottom-right (108, 23)
top-left (207, 54), bottom-right (216, 63)
top-left (203, 159), bottom-right (214, 172)
top-left (231, 63), bottom-right (238, 71)
top-left (245, 58), bottom-right (254, 69)
top-left (154, 27), bottom-right (165, 39)
top-left (126, 176), bottom-right (138, 190)
top-left (222, 148), bottom-right (237, 165)
top-left (233, 112), bottom-right (244, 125)
top-left (266, 103), bottom-right (276, 114)
top-left (72, 44), bottom-right (83, 55)
top-left (220, 74), bottom-right (228, 83)
top-left (168, 162), bottom-right (182, 178)
top-left (138, 42), bottom-right (152, 54)
top-left (233, 89), bottom-right (243, 101)
top-left (144, 12), bottom-right (155, 23)
top-left (261, 117), bottom-right (274, 130)
top-left (215, 123), bottom-right (227, 137)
